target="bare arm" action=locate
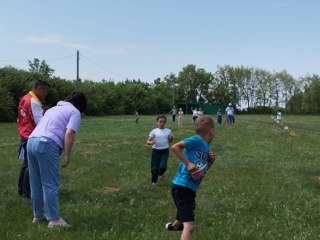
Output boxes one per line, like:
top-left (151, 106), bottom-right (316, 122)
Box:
top-left (207, 150), bottom-right (216, 169)
top-left (62, 128), bottom-right (76, 168)
top-left (171, 141), bottom-right (197, 172)
top-left (146, 136), bottom-right (155, 145)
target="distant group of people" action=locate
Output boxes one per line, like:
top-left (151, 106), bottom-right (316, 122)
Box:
top-left (170, 106), bottom-right (206, 124)
top-left (216, 103), bottom-right (235, 126)
top-left (169, 106), bottom-right (184, 127)
top-left (167, 104), bottom-right (235, 128)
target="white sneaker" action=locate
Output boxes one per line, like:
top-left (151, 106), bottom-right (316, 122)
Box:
top-left (32, 216), bottom-right (46, 224)
top-left (159, 174), bottom-right (166, 180)
top-left (48, 217), bottom-right (71, 228)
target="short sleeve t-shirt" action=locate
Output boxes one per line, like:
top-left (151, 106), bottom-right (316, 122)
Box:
top-left (277, 111), bottom-right (282, 120)
top-left (29, 101), bottom-right (81, 150)
top-left (172, 135), bottom-right (211, 192)
top-left (226, 106), bottom-right (234, 115)
top-left (149, 128), bottom-right (172, 150)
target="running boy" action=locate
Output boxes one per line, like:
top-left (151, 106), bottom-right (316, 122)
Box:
top-left (146, 115), bottom-right (173, 185)
top-left (166, 115), bottom-right (215, 240)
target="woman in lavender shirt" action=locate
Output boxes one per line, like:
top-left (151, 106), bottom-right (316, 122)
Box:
top-left (27, 91), bottom-right (86, 228)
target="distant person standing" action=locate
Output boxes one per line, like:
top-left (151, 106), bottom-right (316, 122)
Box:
top-left (178, 108), bottom-right (184, 127)
top-left (170, 106), bottom-right (177, 123)
top-left (192, 108), bottom-right (199, 122)
top-left (27, 91), bottom-right (87, 228)
top-left (225, 103), bottom-right (234, 125)
top-left (216, 108), bottom-right (222, 125)
top-left (276, 109), bottom-right (282, 128)
top-left (134, 110), bottom-right (139, 124)
top-left (17, 79), bottom-right (50, 198)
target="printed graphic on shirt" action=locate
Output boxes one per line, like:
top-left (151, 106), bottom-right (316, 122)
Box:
top-left (191, 150), bottom-right (209, 180)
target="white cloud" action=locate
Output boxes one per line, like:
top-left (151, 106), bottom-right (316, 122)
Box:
top-left (66, 43), bottom-right (91, 50)
top-left (273, 2), bottom-right (288, 7)
top-left (22, 35), bottom-right (64, 44)
top-left (66, 43), bottom-right (130, 56)
top-left (91, 47), bottom-right (129, 55)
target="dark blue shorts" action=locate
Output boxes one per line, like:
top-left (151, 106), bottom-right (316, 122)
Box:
top-left (172, 185), bottom-right (196, 222)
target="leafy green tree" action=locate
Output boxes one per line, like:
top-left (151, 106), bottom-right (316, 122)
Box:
top-left (212, 82), bottom-right (229, 104)
top-left (80, 80), bottom-right (107, 115)
top-left (254, 69), bottom-right (272, 107)
top-left (277, 70), bottom-right (296, 112)
top-left (0, 66), bottom-right (32, 103)
top-left (309, 75), bottom-right (320, 113)
top-left (99, 81), bottom-right (117, 115)
top-left (196, 68), bottom-right (214, 104)
top-left (213, 65), bottom-right (233, 104)
top-left (176, 65), bottom-right (214, 103)
top-left (287, 91), bottom-right (304, 114)
top-left (149, 78), bottom-right (172, 114)
top-left (163, 73), bottom-right (177, 106)
top-left (28, 58), bottom-right (55, 79)
top-left (0, 84), bottom-right (15, 121)
top-left (45, 77), bottom-right (75, 108)
top-left (176, 65), bottom-right (198, 102)
top-left (287, 74), bottom-right (320, 114)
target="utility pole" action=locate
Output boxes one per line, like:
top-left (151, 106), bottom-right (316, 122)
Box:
top-left (76, 50), bottom-right (80, 89)
top-left (76, 50), bottom-right (80, 80)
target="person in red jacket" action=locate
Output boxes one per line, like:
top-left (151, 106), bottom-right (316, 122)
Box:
top-left (17, 79), bottom-right (50, 198)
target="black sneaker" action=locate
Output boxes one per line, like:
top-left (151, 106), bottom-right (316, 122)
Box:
top-left (165, 223), bottom-right (184, 231)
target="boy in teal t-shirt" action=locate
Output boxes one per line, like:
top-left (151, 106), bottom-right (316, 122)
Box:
top-left (166, 115), bottom-right (216, 240)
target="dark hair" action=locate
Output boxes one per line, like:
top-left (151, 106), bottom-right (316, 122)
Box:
top-left (64, 91), bottom-right (87, 113)
top-left (33, 79), bottom-right (50, 89)
top-left (156, 114), bottom-right (167, 121)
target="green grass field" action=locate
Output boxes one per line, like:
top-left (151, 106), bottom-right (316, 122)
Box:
top-left (1, 114), bottom-right (320, 240)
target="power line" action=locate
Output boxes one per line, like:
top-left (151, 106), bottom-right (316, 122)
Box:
top-left (0, 54), bottom-right (76, 63)
top-left (79, 52), bottom-right (125, 79)
top-left (44, 54), bottom-right (76, 62)
top-left (0, 59), bottom-right (26, 62)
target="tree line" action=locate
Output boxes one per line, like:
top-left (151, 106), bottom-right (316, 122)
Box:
top-left (0, 59), bottom-right (319, 122)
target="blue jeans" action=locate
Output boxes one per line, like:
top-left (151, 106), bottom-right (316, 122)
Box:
top-left (227, 114), bottom-right (233, 124)
top-left (27, 137), bottom-right (61, 221)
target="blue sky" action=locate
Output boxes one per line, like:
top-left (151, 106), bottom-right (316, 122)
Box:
top-left (1, 0), bottom-right (320, 83)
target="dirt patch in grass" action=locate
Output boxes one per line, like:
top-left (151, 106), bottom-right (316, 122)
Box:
top-left (95, 186), bottom-right (120, 193)
top-left (185, 129), bottom-right (194, 133)
top-left (0, 142), bottom-right (17, 147)
top-left (79, 150), bottom-right (99, 155)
